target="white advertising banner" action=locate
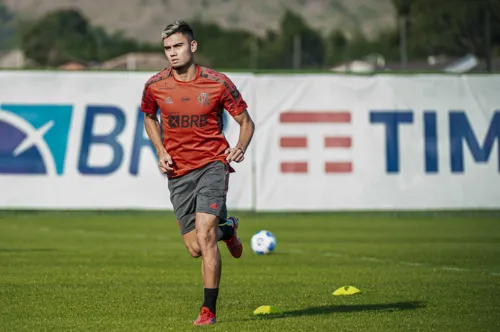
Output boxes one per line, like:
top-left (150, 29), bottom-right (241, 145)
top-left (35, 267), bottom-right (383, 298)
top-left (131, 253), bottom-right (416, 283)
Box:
top-left (254, 74), bottom-right (500, 210)
top-left (1, 71), bottom-right (499, 210)
top-left (0, 71), bottom-right (255, 210)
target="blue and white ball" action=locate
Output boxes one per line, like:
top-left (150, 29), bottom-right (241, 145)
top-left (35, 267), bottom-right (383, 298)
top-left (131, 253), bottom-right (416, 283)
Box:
top-left (251, 230), bottom-right (277, 255)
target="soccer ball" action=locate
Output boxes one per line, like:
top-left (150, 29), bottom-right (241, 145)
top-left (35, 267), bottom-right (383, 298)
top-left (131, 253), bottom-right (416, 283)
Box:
top-left (251, 230), bottom-right (277, 255)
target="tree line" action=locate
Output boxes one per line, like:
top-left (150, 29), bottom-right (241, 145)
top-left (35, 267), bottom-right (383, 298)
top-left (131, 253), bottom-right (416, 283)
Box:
top-left (0, 0), bottom-right (498, 70)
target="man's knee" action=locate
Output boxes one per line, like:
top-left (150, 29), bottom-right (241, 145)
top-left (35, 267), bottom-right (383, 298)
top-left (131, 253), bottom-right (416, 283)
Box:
top-left (186, 244), bottom-right (201, 258)
top-left (196, 213), bottom-right (218, 247)
top-left (196, 228), bottom-right (217, 246)
top-left (182, 230), bottom-right (201, 258)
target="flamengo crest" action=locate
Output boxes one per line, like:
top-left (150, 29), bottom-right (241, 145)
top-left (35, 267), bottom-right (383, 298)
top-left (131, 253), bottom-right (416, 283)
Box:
top-left (197, 92), bottom-right (210, 106)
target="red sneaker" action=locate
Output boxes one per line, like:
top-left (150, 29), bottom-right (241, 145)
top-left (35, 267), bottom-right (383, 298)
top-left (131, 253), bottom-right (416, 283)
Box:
top-left (193, 306), bottom-right (216, 325)
top-left (223, 216), bottom-right (243, 258)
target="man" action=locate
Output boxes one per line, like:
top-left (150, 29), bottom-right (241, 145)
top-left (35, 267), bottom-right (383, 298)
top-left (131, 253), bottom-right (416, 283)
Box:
top-left (140, 21), bottom-right (255, 326)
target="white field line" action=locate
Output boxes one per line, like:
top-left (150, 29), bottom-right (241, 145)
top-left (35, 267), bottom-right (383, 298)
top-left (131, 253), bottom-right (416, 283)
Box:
top-left (36, 226), bottom-right (172, 241)
top-left (321, 252), bottom-right (499, 277)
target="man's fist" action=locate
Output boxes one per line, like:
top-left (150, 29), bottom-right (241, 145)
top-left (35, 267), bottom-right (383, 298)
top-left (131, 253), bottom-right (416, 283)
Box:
top-left (158, 152), bottom-right (174, 173)
top-left (225, 147), bottom-right (245, 163)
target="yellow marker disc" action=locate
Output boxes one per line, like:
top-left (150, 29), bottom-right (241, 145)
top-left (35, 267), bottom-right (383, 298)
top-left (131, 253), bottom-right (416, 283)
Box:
top-left (253, 305), bottom-right (283, 315)
top-left (332, 286), bottom-right (361, 296)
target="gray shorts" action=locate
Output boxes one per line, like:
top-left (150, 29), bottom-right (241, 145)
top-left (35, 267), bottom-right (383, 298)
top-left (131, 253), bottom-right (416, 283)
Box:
top-left (168, 161), bottom-right (229, 235)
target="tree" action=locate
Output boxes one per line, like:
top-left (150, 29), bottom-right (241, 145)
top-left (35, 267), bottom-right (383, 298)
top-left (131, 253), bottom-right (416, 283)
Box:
top-left (188, 20), bottom-right (255, 68)
top-left (91, 27), bottom-right (157, 63)
top-left (392, 0), bottom-right (500, 60)
top-left (19, 8), bottom-right (159, 67)
top-left (259, 10), bottom-right (325, 69)
top-left (324, 29), bottom-right (348, 66)
top-left (0, 3), bottom-right (16, 50)
top-left (20, 9), bottom-right (98, 66)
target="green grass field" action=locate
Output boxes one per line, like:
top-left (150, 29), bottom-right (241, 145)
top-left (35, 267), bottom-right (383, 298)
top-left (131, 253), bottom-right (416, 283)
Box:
top-left (1, 211), bottom-right (499, 332)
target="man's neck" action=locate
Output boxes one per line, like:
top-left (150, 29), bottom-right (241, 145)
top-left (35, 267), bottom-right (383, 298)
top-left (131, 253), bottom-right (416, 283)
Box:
top-left (173, 63), bottom-right (197, 82)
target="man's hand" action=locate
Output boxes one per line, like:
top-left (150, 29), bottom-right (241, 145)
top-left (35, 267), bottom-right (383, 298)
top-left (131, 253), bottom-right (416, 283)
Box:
top-left (158, 152), bottom-right (174, 173)
top-left (225, 147), bottom-right (245, 163)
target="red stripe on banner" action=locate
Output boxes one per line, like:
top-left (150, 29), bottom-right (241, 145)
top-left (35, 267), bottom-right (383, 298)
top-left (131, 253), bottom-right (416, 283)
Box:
top-left (280, 137), bottom-right (308, 148)
top-left (325, 162), bottom-right (352, 173)
top-left (324, 136), bottom-right (352, 148)
top-left (281, 162), bottom-right (308, 173)
top-left (280, 112), bottom-right (351, 123)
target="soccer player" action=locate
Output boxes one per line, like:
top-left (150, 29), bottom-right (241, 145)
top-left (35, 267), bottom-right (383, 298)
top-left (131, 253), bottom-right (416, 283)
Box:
top-left (140, 21), bottom-right (255, 325)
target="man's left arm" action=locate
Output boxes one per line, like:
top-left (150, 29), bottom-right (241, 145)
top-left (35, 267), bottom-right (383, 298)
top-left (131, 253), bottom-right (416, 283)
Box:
top-left (220, 74), bottom-right (255, 163)
top-left (226, 110), bottom-right (255, 163)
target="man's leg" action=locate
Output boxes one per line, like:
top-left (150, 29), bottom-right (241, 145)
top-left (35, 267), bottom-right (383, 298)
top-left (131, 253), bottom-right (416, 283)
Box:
top-left (168, 165), bottom-right (227, 325)
top-left (196, 212), bottom-right (223, 289)
top-left (192, 161), bottom-right (245, 325)
top-left (180, 214), bottom-right (225, 287)
top-left (191, 162), bottom-right (230, 325)
top-left (181, 227), bottom-right (205, 288)
top-left (190, 212), bottom-right (221, 325)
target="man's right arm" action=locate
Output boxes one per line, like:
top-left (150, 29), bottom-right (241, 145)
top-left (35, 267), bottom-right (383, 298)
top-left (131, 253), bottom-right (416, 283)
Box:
top-left (141, 84), bottom-right (174, 174)
top-left (143, 113), bottom-right (173, 174)
top-left (144, 113), bottom-right (165, 156)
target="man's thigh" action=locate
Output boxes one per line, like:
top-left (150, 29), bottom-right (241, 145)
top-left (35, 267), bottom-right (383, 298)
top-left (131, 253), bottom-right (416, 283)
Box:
top-left (195, 161), bottom-right (229, 221)
top-left (168, 171), bottom-right (197, 235)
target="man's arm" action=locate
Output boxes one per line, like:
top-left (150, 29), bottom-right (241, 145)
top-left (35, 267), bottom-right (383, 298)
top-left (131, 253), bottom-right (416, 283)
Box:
top-left (226, 110), bottom-right (255, 163)
top-left (218, 73), bottom-right (254, 163)
top-left (144, 113), bottom-right (165, 155)
top-left (144, 113), bottom-right (173, 173)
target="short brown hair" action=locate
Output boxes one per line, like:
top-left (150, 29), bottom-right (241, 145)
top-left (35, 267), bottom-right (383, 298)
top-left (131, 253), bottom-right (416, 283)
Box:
top-left (161, 20), bottom-right (194, 41)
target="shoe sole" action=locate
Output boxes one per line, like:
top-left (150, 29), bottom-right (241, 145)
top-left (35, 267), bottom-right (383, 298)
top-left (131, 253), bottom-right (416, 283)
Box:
top-left (193, 320), bottom-right (216, 326)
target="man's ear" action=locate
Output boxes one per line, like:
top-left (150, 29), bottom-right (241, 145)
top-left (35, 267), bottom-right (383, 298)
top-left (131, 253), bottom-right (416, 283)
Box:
top-left (190, 39), bottom-right (198, 53)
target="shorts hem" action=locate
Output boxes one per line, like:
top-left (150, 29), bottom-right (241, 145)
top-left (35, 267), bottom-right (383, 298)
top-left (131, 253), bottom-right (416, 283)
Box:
top-left (195, 208), bottom-right (223, 218)
top-left (180, 224), bottom-right (195, 235)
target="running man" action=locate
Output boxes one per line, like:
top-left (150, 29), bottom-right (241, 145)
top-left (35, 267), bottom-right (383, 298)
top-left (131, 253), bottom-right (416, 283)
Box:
top-left (140, 21), bottom-right (255, 325)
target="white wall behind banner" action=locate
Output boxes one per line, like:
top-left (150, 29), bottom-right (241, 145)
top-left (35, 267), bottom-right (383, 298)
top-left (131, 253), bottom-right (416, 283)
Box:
top-left (254, 74), bottom-right (500, 211)
top-left (0, 71), bottom-right (255, 210)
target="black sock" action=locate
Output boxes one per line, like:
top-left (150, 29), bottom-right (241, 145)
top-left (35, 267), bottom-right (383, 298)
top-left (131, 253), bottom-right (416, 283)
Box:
top-left (218, 220), bottom-right (234, 241)
top-left (203, 288), bottom-right (219, 314)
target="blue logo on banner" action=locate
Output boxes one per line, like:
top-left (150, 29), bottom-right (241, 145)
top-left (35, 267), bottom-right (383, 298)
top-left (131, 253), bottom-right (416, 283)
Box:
top-left (0, 104), bottom-right (73, 175)
top-left (369, 110), bottom-right (500, 173)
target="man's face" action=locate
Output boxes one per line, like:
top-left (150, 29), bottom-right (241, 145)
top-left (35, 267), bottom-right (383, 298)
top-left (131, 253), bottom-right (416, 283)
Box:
top-left (163, 32), bottom-right (197, 69)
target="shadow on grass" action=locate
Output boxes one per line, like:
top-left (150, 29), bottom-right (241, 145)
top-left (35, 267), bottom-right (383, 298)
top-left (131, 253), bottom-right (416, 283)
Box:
top-left (252, 301), bottom-right (425, 320)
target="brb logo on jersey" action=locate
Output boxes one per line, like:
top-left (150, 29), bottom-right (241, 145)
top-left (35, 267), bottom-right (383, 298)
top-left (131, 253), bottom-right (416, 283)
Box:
top-left (0, 104), bottom-right (73, 176)
top-left (167, 113), bottom-right (209, 128)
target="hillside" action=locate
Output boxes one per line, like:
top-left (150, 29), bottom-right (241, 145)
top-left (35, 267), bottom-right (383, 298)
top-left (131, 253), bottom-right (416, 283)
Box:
top-left (4, 0), bottom-right (396, 43)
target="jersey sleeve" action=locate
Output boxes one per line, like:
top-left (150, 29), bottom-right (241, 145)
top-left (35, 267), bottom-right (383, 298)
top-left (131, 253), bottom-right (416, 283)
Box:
top-left (220, 75), bottom-right (247, 117)
top-left (140, 83), bottom-right (158, 115)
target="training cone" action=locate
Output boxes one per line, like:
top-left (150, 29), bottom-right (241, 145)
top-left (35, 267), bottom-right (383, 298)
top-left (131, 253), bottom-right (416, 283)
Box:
top-left (332, 286), bottom-right (361, 296)
top-left (253, 305), bottom-right (283, 315)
